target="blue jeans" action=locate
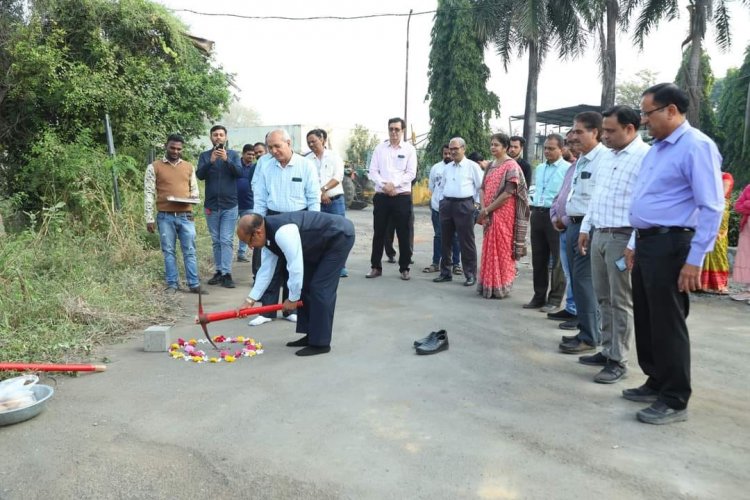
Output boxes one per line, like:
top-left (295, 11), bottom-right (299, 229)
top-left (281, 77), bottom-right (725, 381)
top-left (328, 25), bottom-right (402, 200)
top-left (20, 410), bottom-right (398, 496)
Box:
top-left (156, 212), bottom-right (199, 288)
top-left (205, 206), bottom-right (238, 275)
top-left (322, 195), bottom-right (348, 273)
top-left (321, 195), bottom-right (346, 216)
top-left (559, 231), bottom-right (577, 315)
top-left (237, 208), bottom-right (254, 257)
top-left (431, 209), bottom-right (460, 266)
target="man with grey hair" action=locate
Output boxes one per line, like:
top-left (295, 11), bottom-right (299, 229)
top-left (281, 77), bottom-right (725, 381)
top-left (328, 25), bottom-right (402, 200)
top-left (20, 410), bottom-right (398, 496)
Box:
top-left (249, 128), bottom-right (320, 326)
top-left (433, 137), bottom-right (483, 286)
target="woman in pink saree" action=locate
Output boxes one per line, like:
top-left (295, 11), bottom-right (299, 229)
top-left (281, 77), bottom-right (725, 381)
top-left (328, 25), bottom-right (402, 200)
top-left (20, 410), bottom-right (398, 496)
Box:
top-left (477, 133), bottom-right (530, 298)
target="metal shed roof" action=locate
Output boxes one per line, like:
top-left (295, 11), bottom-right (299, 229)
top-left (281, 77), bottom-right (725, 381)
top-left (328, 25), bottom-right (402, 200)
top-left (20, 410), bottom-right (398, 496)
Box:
top-left (510, 104), bottom-right (602, 127)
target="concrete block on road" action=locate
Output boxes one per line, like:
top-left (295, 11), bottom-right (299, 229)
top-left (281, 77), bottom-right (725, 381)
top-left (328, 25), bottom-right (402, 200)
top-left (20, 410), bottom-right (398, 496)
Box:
top-left (144, 325), bottom-right (170, 352)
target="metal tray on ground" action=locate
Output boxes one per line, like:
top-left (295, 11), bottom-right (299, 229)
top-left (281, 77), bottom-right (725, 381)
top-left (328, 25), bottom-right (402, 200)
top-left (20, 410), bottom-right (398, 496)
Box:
top-left (0, 384), bottom-right (54, 427)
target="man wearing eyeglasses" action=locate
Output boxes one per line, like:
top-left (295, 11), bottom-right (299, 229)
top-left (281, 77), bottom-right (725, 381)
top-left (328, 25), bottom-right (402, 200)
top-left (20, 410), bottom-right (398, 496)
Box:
top-left (366, 117), bottom-right (417, 281)
top-left (621, 83), bottom-right (723, 425)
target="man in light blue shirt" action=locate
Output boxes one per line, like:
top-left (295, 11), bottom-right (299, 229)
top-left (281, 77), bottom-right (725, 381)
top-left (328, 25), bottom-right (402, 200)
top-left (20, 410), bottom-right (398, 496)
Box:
top-left (525, 134), bottom-right (569, 312)
top-left (248, 129), bottom-right (320, 326)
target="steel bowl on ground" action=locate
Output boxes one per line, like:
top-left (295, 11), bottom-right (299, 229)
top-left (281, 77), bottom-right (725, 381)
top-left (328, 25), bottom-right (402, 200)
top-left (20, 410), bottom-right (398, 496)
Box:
top-left (0, 384), bottom-right (54, 427)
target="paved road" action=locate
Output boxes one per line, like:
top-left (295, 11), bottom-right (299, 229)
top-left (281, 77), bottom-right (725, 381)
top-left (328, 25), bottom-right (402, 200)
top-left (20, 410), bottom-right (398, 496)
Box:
top-left (1, 206), bottom-right (748, 499)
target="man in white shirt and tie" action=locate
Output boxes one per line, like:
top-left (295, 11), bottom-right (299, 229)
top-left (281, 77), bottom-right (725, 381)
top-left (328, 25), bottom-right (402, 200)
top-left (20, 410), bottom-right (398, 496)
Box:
top-left (433, 137), bottom-right (483, 287)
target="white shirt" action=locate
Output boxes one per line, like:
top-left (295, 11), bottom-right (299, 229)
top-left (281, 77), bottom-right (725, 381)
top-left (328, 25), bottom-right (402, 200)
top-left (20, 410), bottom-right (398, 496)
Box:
top-left (581, 136), bottom-right (650, 233)
top-left (307, 149), bottom-right (345, 197)
top-left (441, 158), bottom-right (483, 201)
top-left (368, 140), bottom-right (417, 194)
top-left (565, 142), bottom-right (607, 217)
top-left (252, 153), bottom-right (321, 216)
top-left (428, 160), bottom-right (451, 211)
top-left (248, 224), bottom-right (303, 302)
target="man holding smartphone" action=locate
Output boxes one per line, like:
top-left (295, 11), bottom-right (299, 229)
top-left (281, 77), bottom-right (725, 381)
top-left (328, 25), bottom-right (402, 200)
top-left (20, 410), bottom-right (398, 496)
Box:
top-left (577, 106), bottom-right (650, 383)
top-left (196, 125), bottom-right (243, 288)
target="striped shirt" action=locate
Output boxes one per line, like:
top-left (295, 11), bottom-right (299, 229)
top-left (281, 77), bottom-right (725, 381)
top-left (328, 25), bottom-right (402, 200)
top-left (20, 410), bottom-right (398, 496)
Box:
top-left (580, 136), bottom-right (650, 233)
top-left (252, 153), bottom-right (320, 216)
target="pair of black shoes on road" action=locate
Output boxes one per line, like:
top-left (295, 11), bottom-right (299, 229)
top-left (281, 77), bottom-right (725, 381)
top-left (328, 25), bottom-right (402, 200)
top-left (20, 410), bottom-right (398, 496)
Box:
top-left (413, 330), bottom-right (449, 355)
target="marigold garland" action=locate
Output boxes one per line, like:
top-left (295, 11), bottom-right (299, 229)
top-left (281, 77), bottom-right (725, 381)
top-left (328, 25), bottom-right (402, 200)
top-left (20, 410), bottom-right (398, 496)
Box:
top-left (168, 336), bottom-right (264, 364)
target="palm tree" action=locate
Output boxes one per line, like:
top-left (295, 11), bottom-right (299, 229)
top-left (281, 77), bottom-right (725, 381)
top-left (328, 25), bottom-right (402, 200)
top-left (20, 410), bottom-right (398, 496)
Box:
top-left (627, 0), bottom-right (750, 127)
top-left (474, 0), bottom-right (586, 160)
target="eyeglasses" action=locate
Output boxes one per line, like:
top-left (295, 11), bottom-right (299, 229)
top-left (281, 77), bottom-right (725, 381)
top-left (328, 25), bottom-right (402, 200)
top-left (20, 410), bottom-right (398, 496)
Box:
top-left (388, 127), bottom-right (402, 132)
top-left (640, 105), bottom-right (668, 118)
top-left (448, 147), bottom-right (461, 151)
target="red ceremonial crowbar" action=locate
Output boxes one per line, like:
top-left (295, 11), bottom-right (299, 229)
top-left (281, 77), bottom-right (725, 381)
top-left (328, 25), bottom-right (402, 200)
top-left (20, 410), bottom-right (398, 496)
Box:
top-left (195, 287), bottom-right (302, 350)
top-left (0, 363), bottom-right (106, 372)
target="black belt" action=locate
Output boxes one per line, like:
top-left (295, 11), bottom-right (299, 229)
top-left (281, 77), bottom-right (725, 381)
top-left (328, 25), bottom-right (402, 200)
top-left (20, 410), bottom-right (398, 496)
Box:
top-left (444, 196), bottom-right (473, 202)
top-left (635, 226), bottom-right (694, 239)
top-left (569, 216), bottom-right (584, 224)
top-left (267, 208), bottom-right (308, 216)
top-left (158, 211), bottom-right (192, 217)
top-left (531, 206), bottom-right (550, 212)
top-left (596, 227), bottom-right (632, 235)
top-left (328, 194), bottom-right (343, 201)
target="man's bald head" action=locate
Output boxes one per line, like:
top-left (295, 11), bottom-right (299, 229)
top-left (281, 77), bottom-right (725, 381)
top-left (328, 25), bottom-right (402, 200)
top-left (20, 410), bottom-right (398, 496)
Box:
top-left (237, 213), bottom-right (266, 247)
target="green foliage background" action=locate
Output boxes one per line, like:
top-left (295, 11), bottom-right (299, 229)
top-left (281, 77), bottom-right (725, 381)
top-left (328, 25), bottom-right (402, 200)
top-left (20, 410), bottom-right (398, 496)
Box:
top-left (424, 0), bottom-right (499, 164)
top-left (717, 47), bottom-right (750, 190)
top-left (0, 0), bottom-right (232, 367)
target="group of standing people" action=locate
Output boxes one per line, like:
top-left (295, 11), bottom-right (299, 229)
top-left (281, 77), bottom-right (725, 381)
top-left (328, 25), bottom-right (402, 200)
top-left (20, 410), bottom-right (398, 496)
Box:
top-left (146, 126), bottom-right (354, 356)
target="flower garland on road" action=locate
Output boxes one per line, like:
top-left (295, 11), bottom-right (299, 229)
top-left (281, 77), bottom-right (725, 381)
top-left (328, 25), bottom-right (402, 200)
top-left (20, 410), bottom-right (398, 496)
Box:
top-left (169, 336), bottom-right (264, 363)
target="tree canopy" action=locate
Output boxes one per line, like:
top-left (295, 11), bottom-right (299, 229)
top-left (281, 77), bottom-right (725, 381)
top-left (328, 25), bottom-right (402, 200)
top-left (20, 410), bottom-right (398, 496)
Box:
top-left (425, 0), bottom-right (500, 162)
top-left (717, 45), bottom-right (750, 188)
top-left (0, 0), bottom-right (232, 210)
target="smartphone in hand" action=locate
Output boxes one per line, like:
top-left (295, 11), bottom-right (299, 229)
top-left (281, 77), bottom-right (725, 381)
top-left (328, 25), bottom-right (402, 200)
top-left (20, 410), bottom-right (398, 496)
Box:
top-left (614, 255), bottom-right (627, 272)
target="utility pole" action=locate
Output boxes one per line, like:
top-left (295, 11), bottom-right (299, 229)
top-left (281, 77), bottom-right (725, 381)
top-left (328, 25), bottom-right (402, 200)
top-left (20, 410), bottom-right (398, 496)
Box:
top-left (403, 8), bottom-right (413, 143)
top-left (104, 114), bottom-right (122, 211)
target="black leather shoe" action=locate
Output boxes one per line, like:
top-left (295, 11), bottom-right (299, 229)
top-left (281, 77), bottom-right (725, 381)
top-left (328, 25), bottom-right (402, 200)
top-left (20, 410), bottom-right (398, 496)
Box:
top-left (579, 352), bottom-right (608, 366)
top-left (386, 255), bottom-right (397, 264)
top-left (559, 319), bottom-right (579, 330)
top-left (416, 331), bottom-right (449, 355)
top-left (286, 335), bottom-right (309, 347)
top-left (561, 334), bottom-right (578, 343)
top-left (433, 274), bottom-right (452, 283)
top-left (622, 384), bottom-right (659, 403)
top-left (463, 276), bottom-right (476, 287)
top-left (188, 286), bottom-right (208, 295)
top-left (207, 271), bottom-right (222, 285)
top-left (548, 309), bottom-right (576, 320)
top-left (522, 299), bottom-right (545, 309)
top-left (558, 339), bottom-right (595, 354)
top-left (414, 330), bottom-right (445, 348)
top-left (295, 345), bottom-right (331, 356)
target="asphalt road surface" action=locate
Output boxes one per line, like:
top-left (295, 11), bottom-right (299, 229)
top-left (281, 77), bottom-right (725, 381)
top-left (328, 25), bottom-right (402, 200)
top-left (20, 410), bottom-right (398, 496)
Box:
top-left (1, 206), bottom-right (748, 499)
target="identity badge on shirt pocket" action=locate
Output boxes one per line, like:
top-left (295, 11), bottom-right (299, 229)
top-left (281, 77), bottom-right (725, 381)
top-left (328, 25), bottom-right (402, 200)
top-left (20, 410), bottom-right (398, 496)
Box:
top-left (292, 177), bottom-right (302, 182)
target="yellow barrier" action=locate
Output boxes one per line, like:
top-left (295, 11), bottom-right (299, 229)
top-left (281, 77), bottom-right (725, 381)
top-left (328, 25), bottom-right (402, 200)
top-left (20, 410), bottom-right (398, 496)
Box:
top-left (412, 178), bottom-right (431, 206)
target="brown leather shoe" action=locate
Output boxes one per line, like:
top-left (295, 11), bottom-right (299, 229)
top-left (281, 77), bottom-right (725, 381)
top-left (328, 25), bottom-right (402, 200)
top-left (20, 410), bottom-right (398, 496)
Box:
top-left (400, 270), bottom-right (410, 280)
top-left (365, 268), bottom-right (382, 279)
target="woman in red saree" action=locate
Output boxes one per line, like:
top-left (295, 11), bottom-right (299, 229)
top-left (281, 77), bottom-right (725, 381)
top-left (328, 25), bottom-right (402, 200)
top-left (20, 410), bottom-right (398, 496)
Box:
top-left (477, 133), bottom-right (530, 299)
top-left (700, 172), bottom-right (734, 293)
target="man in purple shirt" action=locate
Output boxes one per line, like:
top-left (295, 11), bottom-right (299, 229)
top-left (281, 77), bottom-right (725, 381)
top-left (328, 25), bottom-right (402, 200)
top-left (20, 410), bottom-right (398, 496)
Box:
top-left (622, 83), bottom-right (723, 425)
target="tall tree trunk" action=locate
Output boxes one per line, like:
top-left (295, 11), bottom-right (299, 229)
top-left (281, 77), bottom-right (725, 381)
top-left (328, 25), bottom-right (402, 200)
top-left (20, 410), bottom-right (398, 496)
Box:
top-left (523, 41), bottom-right (539, 163)
top-left (686, 3), bottom-right (703, 126)
top-left (600, 0), bottom-right (618, 108)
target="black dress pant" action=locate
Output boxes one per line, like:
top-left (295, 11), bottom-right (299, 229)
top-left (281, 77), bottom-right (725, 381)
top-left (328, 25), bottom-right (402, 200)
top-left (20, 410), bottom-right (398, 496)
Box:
top-left (632, 230), bottom-right (693, 410)
top-left (370, 193), bottom-right (413, 272)
top-left (439, 197), bottom-right (476, 278)
top-left (384, 205), bottom-right (414, 259)
top-left (298, 233), bottom-right (355, 347)
top-left (530, 208), bottom-right (565, 305)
